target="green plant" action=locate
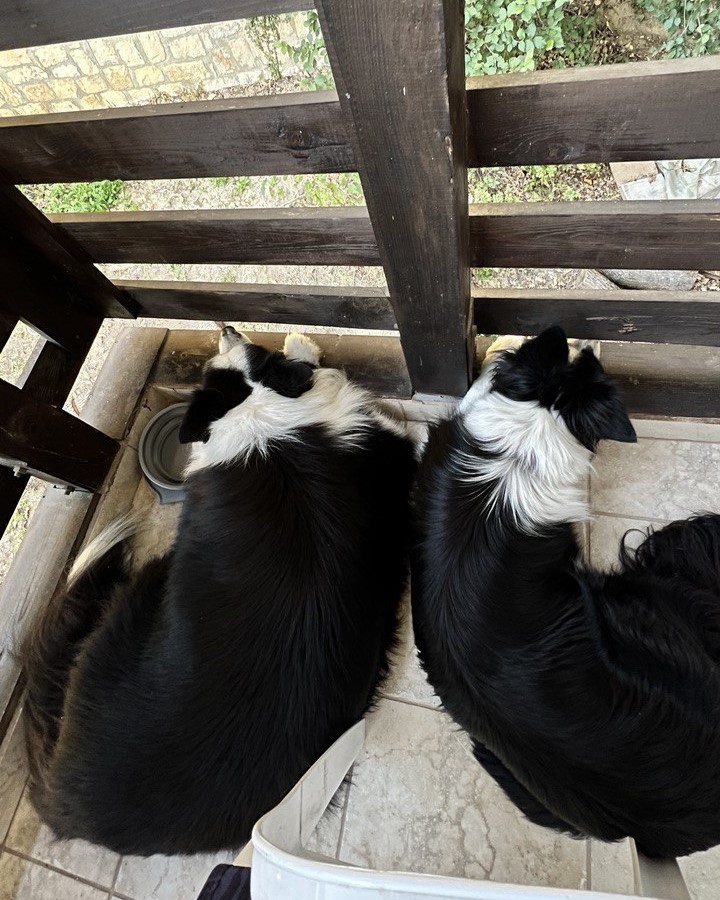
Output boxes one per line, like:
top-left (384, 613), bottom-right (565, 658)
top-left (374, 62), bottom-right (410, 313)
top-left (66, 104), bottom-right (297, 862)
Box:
top-left (469, 163), bottom-right (611, 204)
top-left (247, 16), bottom-right (284, 80)
top-left (465, 0), bottom-right (568, 75)
top-left (474, 267), bottom-right (496, 283)
top-left (234, 176), bottom-right (251, 198)
top-left (635, 0), bottom-right (720, 56)
top-left (21, 180), bottom-right (125, 213)
top-left (211, 176), bottom-right (231, 187)
top-left (278, 11), bottom-right (334, 90)
top-left (300, 173), bottom-right (364, 206)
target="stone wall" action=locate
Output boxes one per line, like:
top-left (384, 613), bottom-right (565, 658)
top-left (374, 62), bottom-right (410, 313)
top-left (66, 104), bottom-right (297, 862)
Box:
top-left (0, 17), bottom-right (302, 117)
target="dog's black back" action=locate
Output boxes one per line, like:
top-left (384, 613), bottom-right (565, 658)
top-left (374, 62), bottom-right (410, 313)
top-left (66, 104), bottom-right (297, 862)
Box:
top-left (411, 328), bottom-right (720, 858)
top-left (24, 334), bottom-right (415, 855)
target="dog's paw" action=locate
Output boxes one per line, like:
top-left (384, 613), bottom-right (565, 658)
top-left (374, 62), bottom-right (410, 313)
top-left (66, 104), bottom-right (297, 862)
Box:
top-left (283, 333), bottom-right (322, 366)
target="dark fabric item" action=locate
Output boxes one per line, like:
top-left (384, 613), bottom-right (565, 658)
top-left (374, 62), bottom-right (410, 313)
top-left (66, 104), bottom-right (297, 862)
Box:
top-left (196, 864), bottom-right (251, 900)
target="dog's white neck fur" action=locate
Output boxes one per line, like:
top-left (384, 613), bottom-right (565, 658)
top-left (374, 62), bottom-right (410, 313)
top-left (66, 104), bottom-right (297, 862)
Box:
top-left (186, 334), bottom-right (408, 475)
top-left (456, 354), bottom-right (592, 532)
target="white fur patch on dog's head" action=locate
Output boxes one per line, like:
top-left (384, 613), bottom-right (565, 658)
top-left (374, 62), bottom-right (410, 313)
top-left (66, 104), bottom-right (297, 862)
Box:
top-left (181, 330), bottom-right (416, 475)
top-left (456, 327), bottom-right (634, 531)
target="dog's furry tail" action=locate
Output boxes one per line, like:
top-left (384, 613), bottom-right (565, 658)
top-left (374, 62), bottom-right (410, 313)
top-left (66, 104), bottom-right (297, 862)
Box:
top-left (620, 513), bottom-right (720, 594)
top-left (22, 513), bottom-right (137, 801)
top-left (67, 512), bottom-right (137, 587)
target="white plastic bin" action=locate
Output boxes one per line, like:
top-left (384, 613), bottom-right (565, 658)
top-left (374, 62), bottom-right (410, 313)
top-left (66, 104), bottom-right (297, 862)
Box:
top-left (248, 722), bottom-right (691, 900)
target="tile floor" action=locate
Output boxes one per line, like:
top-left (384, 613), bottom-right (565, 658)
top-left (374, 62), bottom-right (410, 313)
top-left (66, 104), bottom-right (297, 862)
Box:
top-left (1, 409), bottom-right (720, 899)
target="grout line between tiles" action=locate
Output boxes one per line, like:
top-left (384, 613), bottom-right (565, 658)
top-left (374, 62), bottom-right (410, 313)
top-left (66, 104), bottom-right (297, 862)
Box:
top-left (1, 771), bottom-right (29, 848)
top-left (1, 846), bottom-right (118, 894)
top-left (377, 693), bottom-right (442, 712)
top-left (586, 838), bottom-right (592, 891)
top-left (590, 511), bottom-right (670, 525)
top-left (110, 855), bottom-right (123, 893)
top-left (335, 763), bottom-right (354, 860)
top-left (630, 426), bottom-right (720, 444)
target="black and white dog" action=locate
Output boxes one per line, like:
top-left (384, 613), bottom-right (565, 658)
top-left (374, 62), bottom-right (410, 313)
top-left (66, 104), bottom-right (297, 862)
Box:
top-left (23, 329), bottom-right (416, 856)
top-left (411, 325), bottom-right (720, 858)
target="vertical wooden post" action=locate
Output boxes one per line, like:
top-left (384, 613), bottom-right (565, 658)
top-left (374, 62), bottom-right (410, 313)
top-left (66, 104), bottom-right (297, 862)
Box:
top-left (317, 0), bottom-right (472, 397)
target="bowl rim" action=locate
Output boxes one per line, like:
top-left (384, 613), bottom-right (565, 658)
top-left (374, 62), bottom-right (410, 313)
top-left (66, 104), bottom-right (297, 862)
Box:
top-left (137, 402), bottom-right (190, 493)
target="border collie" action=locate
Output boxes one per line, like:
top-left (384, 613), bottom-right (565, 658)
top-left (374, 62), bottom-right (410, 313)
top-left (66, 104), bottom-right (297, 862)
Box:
top-left (411, 325), bottom-right (720, 858)
top-left (22, 329), bottom-right (416, 856)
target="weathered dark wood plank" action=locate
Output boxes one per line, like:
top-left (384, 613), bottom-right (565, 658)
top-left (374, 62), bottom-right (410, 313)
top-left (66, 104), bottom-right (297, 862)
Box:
top-left (473, 288), bottom-right (720, 346)
top-left (0, 380), bottom-right (118, 492)
top-left (57, 201), bottom-right (720, 272)
top-left (470, 201), bottom-right (720, 270)
top-left (155, 329), bottom-right (411, 398)
top-left (0, 93), bottom-right (352, 184)
top-left (1, 0), bottom-right (311, 51)
top-left (600, 341), bottom-right (720, 420)
top-left (0, 184), bottom-right (134, 318)
top-left (0, 317), bottom-right (101, 537)
top-left (1, 237), bottom-right (99, 352)
top-left (125, 280), bottom-right (396, 330)
top-left (467, 56), bottom-right (720, 166)
top-left (53, 208), bottom-right (380, 266)
top-left (317, 0), bottom-right (472, 397)
top-left (5, 55), bottom-right (719, 183)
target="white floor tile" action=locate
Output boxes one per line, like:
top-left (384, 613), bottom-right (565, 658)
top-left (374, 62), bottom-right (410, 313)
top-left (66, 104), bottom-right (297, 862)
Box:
top-left (339, 699), bottom-right (587, 888)
top-left (5, 790), bottom-right (119, 888)
top-left (0, 852), bottom-right (108, 900)
top-left (381, 594), bottom-right (440, 709)
top-left (592, 439), bottom-right (720, 521)
top-left (0, 706), bottom-right (27, 844)
top-left (589, 515), bottom-right (659, 571)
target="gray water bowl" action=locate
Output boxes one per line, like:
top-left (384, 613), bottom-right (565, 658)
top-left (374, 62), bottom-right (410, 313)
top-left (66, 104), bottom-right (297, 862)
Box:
top-left (138, 403), bottom-right (191, 504)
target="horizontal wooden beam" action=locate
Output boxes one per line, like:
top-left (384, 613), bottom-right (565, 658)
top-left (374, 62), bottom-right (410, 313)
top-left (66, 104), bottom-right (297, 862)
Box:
top-left (124, 280), bottom-right (396, 329)
top-left (470, 201), bottom-right (720, 270)
top-left (1, 238), bottom-right (100, 352)
top-left (3, 56), bottom-right (717, 185)
top-left (600, 341), bottom-right (720, 420)
top-left (467, 56), bottom-right (720, 167)
top-left (1, 184), bottom-right (134, 319)
top-left (0, 93), bottom-right (352, 184)
top-left (0, 379), bottom-right (118, 493)
top-left (1, 0), bottom-right (311, 51)
top-left (473, 288), bottom-right (720, 346)
top-left (53, 208), bottom-right (380, 266)
top-left (54, 202), bottom-right (720, 272)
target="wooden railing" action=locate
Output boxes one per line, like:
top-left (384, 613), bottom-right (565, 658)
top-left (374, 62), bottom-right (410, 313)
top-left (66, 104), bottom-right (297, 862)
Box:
top-left (1, 0), bottom-right (720, 541)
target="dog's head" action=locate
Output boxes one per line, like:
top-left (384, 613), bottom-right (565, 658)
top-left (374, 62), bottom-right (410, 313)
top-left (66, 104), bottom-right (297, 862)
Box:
top-left (178, 328), bottom-right (321, 444)
top-left (486, 326), bottom-right (636, 452)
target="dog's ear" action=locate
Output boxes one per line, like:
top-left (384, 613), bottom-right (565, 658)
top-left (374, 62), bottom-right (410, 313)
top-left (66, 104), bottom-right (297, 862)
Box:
top-left (246, 346), bottom-right (315, 399)
top-left (261, 356), bottom-right (315, 398)
top-left (178, 390), bottom-right (229, 444)
top-left (179, 369), bottom-right (253, 443)
top-left (516, 325), bottom-right (570, 372)
top-left (493, 326), bottom-right (570, 402)
top-left (556, 348), bottom-right (636, 451)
